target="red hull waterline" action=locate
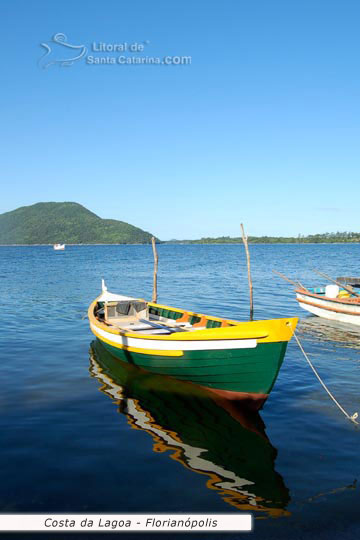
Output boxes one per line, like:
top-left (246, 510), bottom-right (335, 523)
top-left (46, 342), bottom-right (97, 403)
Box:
top-left (205, 387), bottom-right (269, 411)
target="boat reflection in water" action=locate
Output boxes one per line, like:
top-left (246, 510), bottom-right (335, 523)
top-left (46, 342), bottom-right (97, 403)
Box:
top-left (298, 316), bottom-right (360, 349)
top-left (89, 340), bottom-right (290, 518)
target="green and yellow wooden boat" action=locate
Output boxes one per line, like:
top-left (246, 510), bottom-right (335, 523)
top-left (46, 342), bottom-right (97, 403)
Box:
top-left (88, 280), bottom-right (298, 410)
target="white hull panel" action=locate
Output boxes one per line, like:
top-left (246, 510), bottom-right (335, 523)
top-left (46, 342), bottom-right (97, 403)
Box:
top-left (90, 323), bottom-right (258, 351)
top-left (296, 293), bottom-right (360, 326)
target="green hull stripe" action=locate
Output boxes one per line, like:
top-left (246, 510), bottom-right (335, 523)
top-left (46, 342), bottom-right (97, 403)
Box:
top-left (97, 339), bottom-right (288, 395)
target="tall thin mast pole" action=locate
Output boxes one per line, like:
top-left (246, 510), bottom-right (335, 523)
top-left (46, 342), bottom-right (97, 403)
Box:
top-left (241, 223), bottom-right (253, 321)
top-left (151, 237), bottom-right (158, 303)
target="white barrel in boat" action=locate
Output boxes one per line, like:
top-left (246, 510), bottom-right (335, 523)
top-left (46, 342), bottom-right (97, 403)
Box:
top-left (325, 284), bottom-right (339, 298)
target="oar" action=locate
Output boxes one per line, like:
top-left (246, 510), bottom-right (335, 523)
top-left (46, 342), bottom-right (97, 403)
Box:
top-left (272, 270), bottom-right (307, 290)
top-left (313, 269), bottom-right (360, 298)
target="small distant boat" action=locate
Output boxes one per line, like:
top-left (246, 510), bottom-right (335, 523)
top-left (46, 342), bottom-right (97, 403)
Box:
top-left (296, 284), bottom-right (360, 326)
top-left (53, 243), bottom-right (65, 250)
top-left (88, 280), bottom-right (298, 410)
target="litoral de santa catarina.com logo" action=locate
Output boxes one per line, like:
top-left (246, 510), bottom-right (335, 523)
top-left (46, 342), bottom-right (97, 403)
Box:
top-left (38, 34), bottom-right (191, 69)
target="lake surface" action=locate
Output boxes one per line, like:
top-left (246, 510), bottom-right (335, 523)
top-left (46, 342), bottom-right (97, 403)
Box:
top-left (1, 244), bottom-right (360, 539)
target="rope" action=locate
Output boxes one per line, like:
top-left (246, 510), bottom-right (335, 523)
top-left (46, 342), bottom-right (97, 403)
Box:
top-left (294, 331), bottom-right (359, 426)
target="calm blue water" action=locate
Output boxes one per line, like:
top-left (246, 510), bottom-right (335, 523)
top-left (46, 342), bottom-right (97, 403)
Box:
top-left (1, 244), bottom-right (360, 539)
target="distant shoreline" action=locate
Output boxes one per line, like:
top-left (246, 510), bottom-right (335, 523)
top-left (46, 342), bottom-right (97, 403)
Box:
top-left (0, 243), bottom-right (154, 246)
top-left (1, 242), bottom-right (360, 247)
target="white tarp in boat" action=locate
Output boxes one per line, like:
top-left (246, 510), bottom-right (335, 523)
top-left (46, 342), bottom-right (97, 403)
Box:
top-left (97, 291), bottom-right (138, 302)
top-left (97, 279), bottom-right (141, 303)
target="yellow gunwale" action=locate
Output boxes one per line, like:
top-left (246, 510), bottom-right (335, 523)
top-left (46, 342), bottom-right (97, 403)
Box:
top-left (88, 299), bottom-right (298, 345)
top-left (90, 326), bottom-right (183, 356)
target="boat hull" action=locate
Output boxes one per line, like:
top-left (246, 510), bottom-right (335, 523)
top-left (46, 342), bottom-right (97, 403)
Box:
top-left (296, 290), bottom-right (360, 326)
top-left (95, 337), bottom-right (288, 411)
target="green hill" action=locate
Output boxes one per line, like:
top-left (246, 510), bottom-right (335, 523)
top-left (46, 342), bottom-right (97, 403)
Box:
top-left (0, 202), bottom-right (157, 244)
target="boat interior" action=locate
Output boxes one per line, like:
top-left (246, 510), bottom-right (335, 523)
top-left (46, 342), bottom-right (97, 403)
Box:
top-left (94, 298), bottom-right (238, 336)
top-left (306, 286), bottom-right (360, 300)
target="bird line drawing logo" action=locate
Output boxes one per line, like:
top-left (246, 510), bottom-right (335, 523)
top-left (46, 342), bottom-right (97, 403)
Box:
top-left (39, 33), bottom-right (87, 69)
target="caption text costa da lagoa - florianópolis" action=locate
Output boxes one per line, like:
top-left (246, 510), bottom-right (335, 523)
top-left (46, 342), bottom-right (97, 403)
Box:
top-left (44, 517), bottom-right (219, 530)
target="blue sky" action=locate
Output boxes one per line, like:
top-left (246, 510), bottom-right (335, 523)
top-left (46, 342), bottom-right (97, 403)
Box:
top-left (2, 0), bottom-right (360, 239)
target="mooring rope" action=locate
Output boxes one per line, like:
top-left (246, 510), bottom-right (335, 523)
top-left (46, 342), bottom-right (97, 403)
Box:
top-left (294, 331), bottom-right (359, 425)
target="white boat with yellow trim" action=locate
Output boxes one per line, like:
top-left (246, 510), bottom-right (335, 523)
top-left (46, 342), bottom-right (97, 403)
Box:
top-left (53, 243), bottom-right (65, 250)
top-left (296, 284), bottom-right (360, 326)
top-left (88, 280), bottom-right (298, 410)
